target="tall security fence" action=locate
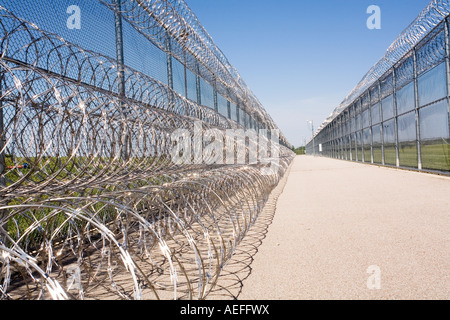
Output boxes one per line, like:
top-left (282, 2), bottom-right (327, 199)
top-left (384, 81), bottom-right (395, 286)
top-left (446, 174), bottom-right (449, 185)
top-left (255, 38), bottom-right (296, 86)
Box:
top-left (307, 0), bottom-right (450, 174)
top-left (0, 1), bottom-right (294, 300)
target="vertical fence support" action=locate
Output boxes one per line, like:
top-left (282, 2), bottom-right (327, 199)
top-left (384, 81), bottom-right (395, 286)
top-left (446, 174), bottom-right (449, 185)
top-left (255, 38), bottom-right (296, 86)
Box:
top-left (358, 99), bottom-right (363, 163)
top-left (368, 92), bottom-right (374, 164)
top-left (345, 113), bottom-right (348, 160)
top-left (184, 55), bottom-right (188, 100)
top-left (213, 90), bottom-right (218, 113)
top-left (335, 117), bottom-right (342, 159)
top-left (359, 106), bottom-right (363, 162)
top-left (0, 67), bottom-right (5, 189)
top-left (244, 111), bottom-right (248, 129)
top-left (328, 125), bottom-right (331, 158)
top-left (336, 117), bottom-right (342, 159)
top-left (236, 105), bottom-right (240, 125)
top-left (0, 51), bottom-right (8, 244)
top-left (392, 69), bottom-right (400, 167)
top-left (351, 107), bottom-right (354, 161)
top-left (311, 120), bottom-right (315, 157)
top-left (0, 62), bottom-right (6, 235)
top-left (413, 48), bottom-right (422, 170)
top-left (338, 118), bottom-right (341, 159)
top-left (345, 114), bottom-right (348, 160)
top-left (166, 33), bottom-right (174, 92)
top-left (196, 63), bottom-right (201, 106)
top-left (379, 80), bottom-right (385, 165)
top-left (339, 118), bottom-right (342, 159)
top-left (164, 28), bottom-right (175, 117)
top-left (114, 0), bottom-right (129, 161)
top-left (444, 18), bottom-right (450, 141)
top-left (336, 121), bottom-right (339, 160)
top-left (348, 112), bottom-right (351, 160)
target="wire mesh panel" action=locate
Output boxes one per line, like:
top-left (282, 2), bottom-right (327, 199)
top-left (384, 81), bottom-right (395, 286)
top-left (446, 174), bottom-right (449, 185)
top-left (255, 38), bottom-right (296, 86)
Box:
top-left (217, 94), bottom-right (228, 118)
top-left (172, 57), bottom-right (187, 97)
top-left (185, 68), bottom-right (198, 102)
top-left (383, 119), bottom-right (396, 165)
top-left (417, 62), bottom-right (447, 107)
top-left (396, 55), bottom-right (415, 90)
top-left (122, 19), bottom-right (169, 85)
top-left (419, 100), bottom-right (450, 171)
top-left (3, 0), bottom-right (118, 59)
top-left (200, 78), bottom-right (214, 110)
top-left (230, 102), bottom-right (237, 122)
top-left (382, 95), bottom-right (395, 122)
top-left (416, 27), bottom-right (446, 76)
top-left (372, 124), bottom-right (382, 164)
top-left (397, 111), bottom-right (418, 168)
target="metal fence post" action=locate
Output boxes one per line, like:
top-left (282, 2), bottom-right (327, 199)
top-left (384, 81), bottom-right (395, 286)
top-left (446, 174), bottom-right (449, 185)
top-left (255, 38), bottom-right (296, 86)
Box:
top-left (368, 91), bottom-right (374, 164)
top-left (184, 56), bottom-right (188, 100)
top-left (392, 69), bottom-right (400, 167)
top-left (164, 27), bottom-right (176, 115)
top-left (413, 48), bottom-right (422, 170)
top-left (196, 63), bottom-right (201, 106)
top-left (244, 110), bottom-right (248, 129)
top-left (334, 120), bottom-right (337, 159)
top-left (0, 68), bottom-right (5, 189)
top-left (338, 118), bottom-right (342, 159)
top-left (0, 60), bottom-right (7, 241)
top-left (114, 0), bottom-right (129, 161)
top-left (444, 18), bottom-right (450, 141)
top-left (379, 80), bottom-right (385, 165)
top-left (359, 99), bottom-right (364, 163)
top-left (166, 33), bottom-right (174, 92)
top-left (236, 105), bottom-right (240, 125)
top-left (213, 90), bottom-right (218, 113)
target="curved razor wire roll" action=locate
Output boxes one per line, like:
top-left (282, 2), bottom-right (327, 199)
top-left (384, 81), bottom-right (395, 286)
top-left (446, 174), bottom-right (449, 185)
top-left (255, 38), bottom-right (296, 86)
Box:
top-left (0, 10), bottom-right (294, 300)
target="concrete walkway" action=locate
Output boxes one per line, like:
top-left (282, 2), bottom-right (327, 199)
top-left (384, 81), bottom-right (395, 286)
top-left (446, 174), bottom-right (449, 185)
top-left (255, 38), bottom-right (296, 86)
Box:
top-left (238, 156), bottom-right (450, 300)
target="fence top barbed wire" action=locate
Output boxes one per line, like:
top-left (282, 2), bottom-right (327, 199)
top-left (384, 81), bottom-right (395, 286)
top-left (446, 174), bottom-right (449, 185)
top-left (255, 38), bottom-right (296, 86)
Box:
top-left (0, 0), bottom-right (291, 148)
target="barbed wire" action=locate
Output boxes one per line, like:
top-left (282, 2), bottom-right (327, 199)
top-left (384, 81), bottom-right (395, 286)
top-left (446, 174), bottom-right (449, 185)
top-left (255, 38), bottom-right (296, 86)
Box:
top-left (0, 6), bottom-right (294, 300)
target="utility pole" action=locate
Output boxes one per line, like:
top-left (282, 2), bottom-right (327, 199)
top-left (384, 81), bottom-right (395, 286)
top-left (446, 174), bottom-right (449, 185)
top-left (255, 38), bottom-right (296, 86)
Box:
top-left (307, 120), bottom-right (315, 156)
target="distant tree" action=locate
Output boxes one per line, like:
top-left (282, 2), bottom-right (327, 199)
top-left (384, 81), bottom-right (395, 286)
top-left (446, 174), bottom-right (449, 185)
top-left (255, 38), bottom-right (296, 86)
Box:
top-left (293, 147), bottom-right (305, 155)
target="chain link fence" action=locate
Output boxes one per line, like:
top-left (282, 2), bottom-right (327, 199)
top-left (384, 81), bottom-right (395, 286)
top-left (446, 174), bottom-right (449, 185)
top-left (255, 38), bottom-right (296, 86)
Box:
top-left (307, 0), bottom-right (450, 174)
top-left (0, 0), bottom-right (294, 300)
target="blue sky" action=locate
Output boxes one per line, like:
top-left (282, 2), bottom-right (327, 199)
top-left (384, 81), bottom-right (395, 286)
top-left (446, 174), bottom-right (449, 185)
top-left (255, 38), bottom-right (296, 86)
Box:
top-left (185, 0), bottom-right (432, 147)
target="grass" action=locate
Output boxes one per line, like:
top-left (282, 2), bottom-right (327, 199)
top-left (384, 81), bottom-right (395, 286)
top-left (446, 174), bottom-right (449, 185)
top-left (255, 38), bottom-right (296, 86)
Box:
top-left (356, 141), bottom-right (450, 172)
top-left (3, 154), bottom-right (172, 186)
top-left (1, 154), bottom-right (175, 250)
top-left (383, 146), bottom-right (397, 166)
top-left (363, 148), bottom-right (371, 163)
top-left (293, 147), bottom-right (305, 155)
top-left (373, 147), bottom-right (382, 164)
top-left (398, 143), bottom-right (418, 168)
top-left (421, 141), bottom-right (450, 172)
